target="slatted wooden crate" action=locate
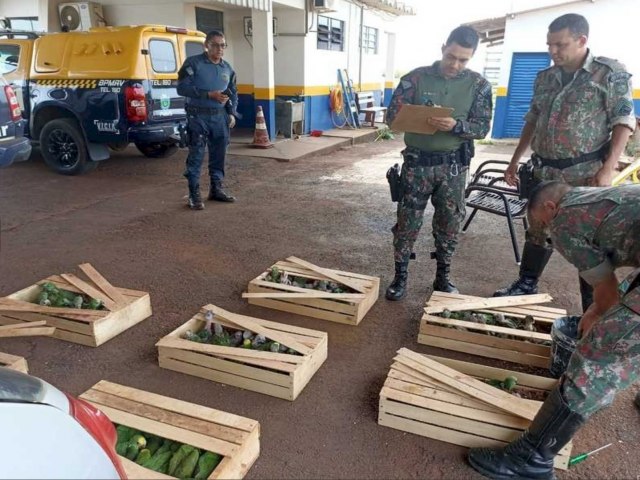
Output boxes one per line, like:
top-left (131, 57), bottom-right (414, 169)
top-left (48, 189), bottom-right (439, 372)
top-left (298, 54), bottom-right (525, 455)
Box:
top-left (0, 351), bottom-right (28, 373)
top-left (80, 381), bottom-right (260, 479)
top-left (379, 348), bottom-right (572, 470)
top-left (418, 292), bottom-right (567, 368)
top-left (157, 304), bottom-right (328, 401)
top-left (244, 256), bottom-right (379, 326)
top-left (0, 263), bottom-right (152, 347)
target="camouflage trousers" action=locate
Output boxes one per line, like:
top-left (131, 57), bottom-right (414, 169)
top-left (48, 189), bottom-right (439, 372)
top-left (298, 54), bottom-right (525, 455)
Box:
top-left (562, 268), bottom-right (640, 416)
top-left (392, 162), bottom-right (467, 264)
top-left (527, 158), bottom-right (603, 247)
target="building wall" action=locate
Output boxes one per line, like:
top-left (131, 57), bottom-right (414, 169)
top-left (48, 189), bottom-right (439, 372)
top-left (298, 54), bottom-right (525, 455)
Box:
top-left (101, 1), bottom-right (186, 28)
top-left (1, 0), bottom-right (402, 133)
top-left (1, 0), bottom-right (40, 18)
top-left (493, 0), bottom-right (640, 138)
top-left (302, 0), bottom-right (394, 131)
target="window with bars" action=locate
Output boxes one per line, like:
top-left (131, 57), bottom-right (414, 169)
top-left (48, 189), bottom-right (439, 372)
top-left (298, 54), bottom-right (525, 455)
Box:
top-left (361, 26), bottom-right (378, 55)
top-left (195, 7), bottom-right (224, 34)
top-left (317, 15), bottom-right (344, 51)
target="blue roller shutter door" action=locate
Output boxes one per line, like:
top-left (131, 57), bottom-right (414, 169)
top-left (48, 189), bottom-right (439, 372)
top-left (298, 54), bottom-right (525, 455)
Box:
top-left (503, 52), bottom-right (551, 137)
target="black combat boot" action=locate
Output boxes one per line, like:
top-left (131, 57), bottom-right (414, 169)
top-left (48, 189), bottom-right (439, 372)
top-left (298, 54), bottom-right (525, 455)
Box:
top-left (468, 386), bottom-right (586, 480)
top-left (433, 262), bottom-right (459, 294)
top-left (188, 185), bottom-right (204, 210)
top-left (635, 392), bottom-right (640, 409)
top-left (494, 242), bottom-right (553, 297)
top-left (385, 261), bottom-right (409, 301)
top-left (209, 180), bottom-right (236, 203)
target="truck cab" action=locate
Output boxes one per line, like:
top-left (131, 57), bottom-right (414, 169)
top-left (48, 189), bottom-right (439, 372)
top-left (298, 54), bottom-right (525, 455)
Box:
top-left (0, 26), bottom-right (205, 175)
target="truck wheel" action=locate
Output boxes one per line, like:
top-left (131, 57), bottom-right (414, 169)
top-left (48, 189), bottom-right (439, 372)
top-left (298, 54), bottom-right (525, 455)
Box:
top-left (135, 142), bottom-right (178, 158)
top-left (40, 118), bottom-right (96, 175)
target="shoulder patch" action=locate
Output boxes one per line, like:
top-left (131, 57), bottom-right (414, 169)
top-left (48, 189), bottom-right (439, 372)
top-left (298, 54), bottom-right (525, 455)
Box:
top-left (594, 56), bottom-right (627, 72)
top-left (185, 66), bottom-right (195, 76)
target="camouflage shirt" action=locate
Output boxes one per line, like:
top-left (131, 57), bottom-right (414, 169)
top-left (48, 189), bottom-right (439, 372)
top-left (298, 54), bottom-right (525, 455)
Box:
top-left (387, 62), bottom-right (492, 151)
top-left (526, 51), bottom-right (636, 159)
top-left (550, 185), bottom-right (640, 287)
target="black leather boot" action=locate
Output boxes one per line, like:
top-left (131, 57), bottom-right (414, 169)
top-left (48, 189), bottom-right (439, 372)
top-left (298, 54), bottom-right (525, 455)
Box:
top-left (494, 242), bottom-right (553, 297)
top-left (635, 392), bottom-right (640, 409)
top-left (209, 180), bottom-right (236, 202)
top-left (385, 261), bottom-right (409, 301)
top-left (188, 185), bottom-right (204, 210)
top-left (468, 386), bottom-right (586, 480)
top-left (433, 262), bottom-right (459, 294)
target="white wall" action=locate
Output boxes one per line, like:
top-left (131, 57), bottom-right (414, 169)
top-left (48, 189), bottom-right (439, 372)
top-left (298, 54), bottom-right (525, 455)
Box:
top-left (498, 0), bottom-right (640, 87)
top-left (272, 5), bottom-right (305, 88)
top-left (304, 0), bottom-right (397, 90)
top-left (100, 0), bottom-right (186, 30)
top-left (0, 0), bottom-right (39, 17)
top-left (224, 8), bottom-right (251, 87)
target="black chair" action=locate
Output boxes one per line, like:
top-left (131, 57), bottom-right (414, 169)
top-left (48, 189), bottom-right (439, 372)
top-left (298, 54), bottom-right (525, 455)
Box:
top-left (462, 160), bottom-right (528, 264)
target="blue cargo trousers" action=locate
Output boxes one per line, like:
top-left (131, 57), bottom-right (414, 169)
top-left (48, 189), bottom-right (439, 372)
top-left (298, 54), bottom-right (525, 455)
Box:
top-left (183, 112), bottom-right (229, 191)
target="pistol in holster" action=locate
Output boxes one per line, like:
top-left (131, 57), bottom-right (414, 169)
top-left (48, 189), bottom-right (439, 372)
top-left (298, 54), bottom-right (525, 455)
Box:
top-left (386, 163), bottom-right (402, 202)
top-left (518, 160), bottom-right (537, 200)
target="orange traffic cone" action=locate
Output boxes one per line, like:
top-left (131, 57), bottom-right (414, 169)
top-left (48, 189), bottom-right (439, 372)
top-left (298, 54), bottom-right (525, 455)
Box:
top-left (251, 105), bottom-right (274, 149)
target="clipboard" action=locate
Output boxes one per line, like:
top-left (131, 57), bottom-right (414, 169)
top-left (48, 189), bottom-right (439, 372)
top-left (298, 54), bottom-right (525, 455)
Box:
top-left (391, 104), bottom-right (454, 135)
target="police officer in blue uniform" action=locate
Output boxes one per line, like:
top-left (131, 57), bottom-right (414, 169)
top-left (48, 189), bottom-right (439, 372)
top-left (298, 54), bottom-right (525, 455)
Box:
top-left (177, 30), bottom-right (238, 209)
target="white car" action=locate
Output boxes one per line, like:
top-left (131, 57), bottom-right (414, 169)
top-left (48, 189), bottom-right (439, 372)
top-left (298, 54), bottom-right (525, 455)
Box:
top-left (0, 367), bottom-right (126, 479)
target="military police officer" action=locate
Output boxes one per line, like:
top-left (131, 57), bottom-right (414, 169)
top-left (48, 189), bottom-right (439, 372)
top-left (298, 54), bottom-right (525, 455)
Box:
top-left (177, 30), bottom-right (238, 210)
top-left (469, 181), bottom-right (640, 479)
top-left (385, 25), bottom-right (492, 300)
top-left (494, 14), bottom-right (636, 312)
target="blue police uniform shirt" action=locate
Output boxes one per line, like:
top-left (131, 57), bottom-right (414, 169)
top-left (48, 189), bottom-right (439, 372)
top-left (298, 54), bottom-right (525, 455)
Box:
top-left (177, 52), bottom-right (238, 115)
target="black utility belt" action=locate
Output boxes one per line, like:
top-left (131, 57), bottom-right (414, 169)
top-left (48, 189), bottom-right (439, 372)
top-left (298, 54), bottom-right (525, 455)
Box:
top-left (402, 146), bottom-right (470, 168)
top-left (532, 144), bottom-right (608, 170)
top-left (186, 106), bottom-right (226, 115)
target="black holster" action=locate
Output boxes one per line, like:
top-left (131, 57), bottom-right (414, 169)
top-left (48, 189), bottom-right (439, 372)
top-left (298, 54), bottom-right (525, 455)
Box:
top-left (518, 160), bottom-right (537, 200)
top-left (178, 123), bottom-right (189, 149)
top-left (386, 163), bottom-right (402, 202)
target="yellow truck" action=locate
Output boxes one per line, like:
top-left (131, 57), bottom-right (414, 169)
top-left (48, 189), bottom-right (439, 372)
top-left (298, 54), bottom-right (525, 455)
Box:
top-left (0, 25), bottom-right (205, 174)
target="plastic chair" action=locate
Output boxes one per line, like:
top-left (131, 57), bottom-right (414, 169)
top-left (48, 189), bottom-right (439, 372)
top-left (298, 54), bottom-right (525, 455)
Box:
top-left (462, 160), bottom-right (528, 264)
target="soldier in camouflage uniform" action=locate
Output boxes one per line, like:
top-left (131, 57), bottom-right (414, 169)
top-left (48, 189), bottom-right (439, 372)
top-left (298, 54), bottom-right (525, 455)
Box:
top-left (385, 26), bottom-right (492, 301)
top-left (494, 14), bottom-right (636, 313)
top-left (469, 181), bottom-right (640, 480)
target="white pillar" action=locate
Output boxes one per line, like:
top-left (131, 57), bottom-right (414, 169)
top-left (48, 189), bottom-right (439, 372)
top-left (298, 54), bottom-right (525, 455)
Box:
top-left (251, 7), bottom-right (275, 138)
top-left (384, 32), bottom-right (397, 106)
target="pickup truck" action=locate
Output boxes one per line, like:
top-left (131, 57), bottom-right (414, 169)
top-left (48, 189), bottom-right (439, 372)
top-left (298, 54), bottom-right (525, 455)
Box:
top-left (0, 26), bottom-right (205, 175)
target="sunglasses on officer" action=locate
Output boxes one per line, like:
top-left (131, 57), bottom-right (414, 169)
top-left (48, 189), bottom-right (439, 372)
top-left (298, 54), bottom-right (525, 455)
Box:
top-left (207, 41), bottom-right (228, 49)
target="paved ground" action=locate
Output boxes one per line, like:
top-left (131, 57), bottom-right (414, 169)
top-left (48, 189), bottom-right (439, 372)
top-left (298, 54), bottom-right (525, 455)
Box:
top-left (0, 138), bottom-right (638, 479)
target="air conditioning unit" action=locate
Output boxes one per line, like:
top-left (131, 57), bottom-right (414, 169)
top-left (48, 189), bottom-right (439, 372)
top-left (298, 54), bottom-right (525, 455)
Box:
top-left (58, 2), bottom-right (106, 32)
top-left (312, 0), bottom-right (337, 12)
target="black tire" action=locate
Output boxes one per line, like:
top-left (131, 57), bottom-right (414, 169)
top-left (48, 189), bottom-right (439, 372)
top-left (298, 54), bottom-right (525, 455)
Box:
top-left (135, 142), bottom-right (178, 158)
top-left (40, 118), bottom-right (96, 175)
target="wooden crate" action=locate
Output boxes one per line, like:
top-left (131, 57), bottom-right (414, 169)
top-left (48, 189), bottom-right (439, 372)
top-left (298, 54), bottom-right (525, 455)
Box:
top-left (0, 351), bottom-right (28, 373)
top-left (244, 256), bottom-right (379, 326)
top-left (0, 263), bottom-right (152, 347)
top-left (80, 381), bottom-right (260, 479)
top-left (379, 348), bottom-right (573, 470)
top-left (418, 292), bottom-right (567, 368)
top-left (157, 304), bottom-right (328, 401)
